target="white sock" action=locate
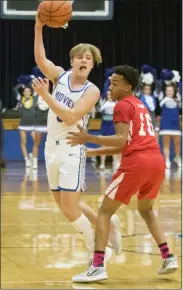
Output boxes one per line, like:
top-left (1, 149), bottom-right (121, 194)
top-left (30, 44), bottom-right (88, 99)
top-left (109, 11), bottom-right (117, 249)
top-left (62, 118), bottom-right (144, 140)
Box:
top-left (24, 156), bottom-right (28, 161)
top-left (72, 213), bottom-right (95, 252)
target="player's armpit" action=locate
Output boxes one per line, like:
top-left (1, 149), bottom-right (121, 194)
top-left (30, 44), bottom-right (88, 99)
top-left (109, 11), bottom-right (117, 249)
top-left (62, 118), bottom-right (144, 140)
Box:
top-left (68, 86), bottom-right (100, 125)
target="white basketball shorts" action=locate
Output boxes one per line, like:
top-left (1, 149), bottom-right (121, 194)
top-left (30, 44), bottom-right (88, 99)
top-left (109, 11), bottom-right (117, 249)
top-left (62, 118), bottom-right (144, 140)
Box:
top-left (45, 139), bottom-right (86, 192)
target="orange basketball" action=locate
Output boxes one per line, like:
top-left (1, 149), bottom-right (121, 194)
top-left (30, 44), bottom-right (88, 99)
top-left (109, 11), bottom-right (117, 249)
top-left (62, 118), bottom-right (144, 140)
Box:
top-left (38, 1), bottom-right (72, 28)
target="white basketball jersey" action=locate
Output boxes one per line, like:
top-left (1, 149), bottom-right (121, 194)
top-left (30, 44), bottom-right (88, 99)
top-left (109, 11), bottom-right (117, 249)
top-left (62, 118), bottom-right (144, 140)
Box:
top-left (47, 71), bottom-right (94, 140)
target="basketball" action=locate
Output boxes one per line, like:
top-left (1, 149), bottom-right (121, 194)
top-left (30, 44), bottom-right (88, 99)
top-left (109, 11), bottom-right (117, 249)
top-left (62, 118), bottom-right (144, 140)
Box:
top-left (38, 0), bottom-right (72, 28)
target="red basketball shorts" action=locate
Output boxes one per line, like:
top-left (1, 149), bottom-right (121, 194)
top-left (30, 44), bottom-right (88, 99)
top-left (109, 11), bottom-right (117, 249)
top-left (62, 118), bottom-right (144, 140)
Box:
top-left (105, 152), bottom-right (165, 205)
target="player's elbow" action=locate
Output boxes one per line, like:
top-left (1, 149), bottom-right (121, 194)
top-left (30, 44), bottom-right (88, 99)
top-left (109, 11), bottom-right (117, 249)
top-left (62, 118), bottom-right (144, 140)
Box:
top-left (35, 55), bottom-right (46, 68)
top-left (118, 136), bottom-right (127, 148)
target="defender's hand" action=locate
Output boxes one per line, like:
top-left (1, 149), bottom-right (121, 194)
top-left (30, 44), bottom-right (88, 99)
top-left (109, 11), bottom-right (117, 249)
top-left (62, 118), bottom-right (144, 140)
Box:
top-left (67, 125), bottom-right (90, 146)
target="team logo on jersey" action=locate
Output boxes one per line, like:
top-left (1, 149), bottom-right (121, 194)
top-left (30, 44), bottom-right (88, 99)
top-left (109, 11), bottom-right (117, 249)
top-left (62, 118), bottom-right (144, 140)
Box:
top-left (55, 91), bottom-right (74, 109)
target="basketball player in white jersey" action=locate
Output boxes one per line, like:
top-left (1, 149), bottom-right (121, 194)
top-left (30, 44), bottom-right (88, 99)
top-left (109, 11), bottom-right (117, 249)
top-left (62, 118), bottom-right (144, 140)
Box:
top-left (33, 13), bottom-right (122, 264)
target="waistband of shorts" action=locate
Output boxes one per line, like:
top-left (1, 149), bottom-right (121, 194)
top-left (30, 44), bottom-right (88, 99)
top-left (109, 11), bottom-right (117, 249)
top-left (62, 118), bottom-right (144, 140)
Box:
top-left (46, 137), bottom-right (68, 142)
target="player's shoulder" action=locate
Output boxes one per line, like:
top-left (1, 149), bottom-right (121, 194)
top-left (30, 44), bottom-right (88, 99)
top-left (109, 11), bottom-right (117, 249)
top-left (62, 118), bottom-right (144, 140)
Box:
top-left (124, 96), bottom-right (147, 110)
top-left (83, 83), bottom-right (100, 97)
top-left (116, 96), bottom-right (136, 108)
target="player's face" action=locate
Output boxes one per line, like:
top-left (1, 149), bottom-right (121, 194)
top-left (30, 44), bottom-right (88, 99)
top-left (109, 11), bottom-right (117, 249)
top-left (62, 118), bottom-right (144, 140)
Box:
top-left (23, 88), bottom-right (31, 97)
top-left (71, 51), bottom-right (94, 78)
top-left (166, 87), bottom-right (175, 98)
top-left (109, 74), bottom-right (131, 101)
top-left (143, 85), bottom-right (151, 96)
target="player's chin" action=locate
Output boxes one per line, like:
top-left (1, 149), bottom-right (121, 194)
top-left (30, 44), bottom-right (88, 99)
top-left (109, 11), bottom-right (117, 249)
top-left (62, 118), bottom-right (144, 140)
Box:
top-left (78, 68), bottom-right (90, 76)
top-left (111, 94), bottom-right (116, 101)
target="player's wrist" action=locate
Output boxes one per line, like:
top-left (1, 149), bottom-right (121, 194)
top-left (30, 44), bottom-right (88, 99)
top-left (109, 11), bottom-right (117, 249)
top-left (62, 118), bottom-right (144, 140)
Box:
top-left (35, 24), bottom-right (43, 29)
top-left (87, 134), bottom-right (93, 143)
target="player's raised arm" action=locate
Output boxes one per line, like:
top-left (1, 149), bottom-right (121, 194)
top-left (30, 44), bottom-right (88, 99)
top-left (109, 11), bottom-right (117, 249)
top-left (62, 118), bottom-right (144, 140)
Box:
top-left (34, 13), bottom-right (64, 84)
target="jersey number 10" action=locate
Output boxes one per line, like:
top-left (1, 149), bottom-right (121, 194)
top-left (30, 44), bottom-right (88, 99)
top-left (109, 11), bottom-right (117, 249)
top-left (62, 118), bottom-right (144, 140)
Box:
top-left (139, 113), bottom-right (155, 136)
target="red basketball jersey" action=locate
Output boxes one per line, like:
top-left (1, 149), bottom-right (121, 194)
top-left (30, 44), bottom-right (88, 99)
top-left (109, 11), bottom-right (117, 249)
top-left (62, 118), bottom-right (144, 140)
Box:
top-left (113, 96), bottom-right (160, 157)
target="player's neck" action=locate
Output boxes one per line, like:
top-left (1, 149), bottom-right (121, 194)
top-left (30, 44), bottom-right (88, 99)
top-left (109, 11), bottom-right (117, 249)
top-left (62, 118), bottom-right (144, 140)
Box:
top-left (70, 72), bottom-right (87, 87)
top-left (119, 92), bottom-right (134, 100)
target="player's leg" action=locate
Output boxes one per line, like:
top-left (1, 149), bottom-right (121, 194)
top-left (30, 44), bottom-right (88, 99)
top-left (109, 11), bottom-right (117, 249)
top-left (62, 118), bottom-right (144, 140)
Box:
top-left (20, 130), bottom-right (30, 167)
top-left (137, 198), bottom-right (178, 274)
top-left (137, 198), bottom-right (167, 245)
top-left (59, 189), bottom-right (98, 263)
top-left (72, 168), bottom-right (135, 283)
top-left (72, 195), bottom-right (122, 283)
top-left (137, 153), bottom-right (178, 274)
top-left (52, 190), bottom-right (97, 223)
top-left (162, 134), bottom-right (171, 168)
top-left (172, 135), bottom-right (181, 167)
top-left (112, 154), bottom-right (121, 170)
top-left (99, 154), bottom-right (106, 170)
top-left (52, 191), bottom-right (119, 253)
top-left (32, 132), bottom-right (42, 169)
top-left (79, 200), bottom-right (98, 225)
top-left (94, 195), bottom-right (121, 253)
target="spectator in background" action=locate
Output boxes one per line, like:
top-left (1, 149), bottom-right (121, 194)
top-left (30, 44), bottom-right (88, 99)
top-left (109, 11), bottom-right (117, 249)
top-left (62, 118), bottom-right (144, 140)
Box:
top-left (99, 90), bottom-right (120, 170)
top-left (18, 87), bottom-right (38, 168)
top-left (140, 84), bottom-right (157, 130)
top-left (33, 95), bottom-right (49, 169)
top-left (159, 84), bottom-right (181, 169)
top-left (137, 65), bottom-right (157, 129)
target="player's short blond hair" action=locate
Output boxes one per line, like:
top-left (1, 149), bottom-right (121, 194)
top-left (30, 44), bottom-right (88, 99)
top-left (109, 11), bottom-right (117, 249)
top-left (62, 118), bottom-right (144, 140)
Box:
top-left (70, 43), bottom-right (102, 65)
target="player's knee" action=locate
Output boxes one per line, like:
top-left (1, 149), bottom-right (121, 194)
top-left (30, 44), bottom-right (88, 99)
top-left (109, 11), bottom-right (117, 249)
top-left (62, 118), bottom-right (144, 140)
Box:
top-left (60, 204), bottom-right (70, 217)
top-left (138, 207), bottom-right (153, 220)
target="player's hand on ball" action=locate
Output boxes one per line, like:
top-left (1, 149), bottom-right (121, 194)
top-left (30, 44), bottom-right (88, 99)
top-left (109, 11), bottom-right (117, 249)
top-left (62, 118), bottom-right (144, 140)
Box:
top-left (67, 125), bottom-right (89, 146)
top-left (32, 77), bottom-right (49, 98)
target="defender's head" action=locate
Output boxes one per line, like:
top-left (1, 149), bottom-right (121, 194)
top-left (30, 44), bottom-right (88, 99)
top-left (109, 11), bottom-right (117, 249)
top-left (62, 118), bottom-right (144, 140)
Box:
top-left (70, 43), bottom-right (102, 77)
top-left (109, 65), bottom-right (139, 101)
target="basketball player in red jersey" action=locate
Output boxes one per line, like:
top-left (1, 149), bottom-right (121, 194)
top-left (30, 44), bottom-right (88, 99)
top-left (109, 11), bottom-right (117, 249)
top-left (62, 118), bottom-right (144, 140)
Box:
top-left (67, 65), bottom-right (178, 282)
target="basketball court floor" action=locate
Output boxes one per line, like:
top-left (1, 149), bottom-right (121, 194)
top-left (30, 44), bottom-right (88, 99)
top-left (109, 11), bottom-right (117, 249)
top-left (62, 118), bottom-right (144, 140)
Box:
top-left (1, 161), bottom-right (182, 289)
